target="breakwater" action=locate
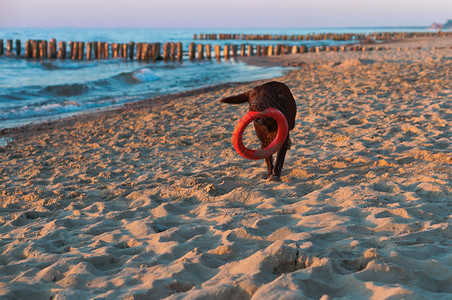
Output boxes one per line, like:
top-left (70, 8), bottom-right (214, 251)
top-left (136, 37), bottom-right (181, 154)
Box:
top-left (1, 31), bottom-right (450, 62)
top-left (193, 31), bottom-right (450, 41)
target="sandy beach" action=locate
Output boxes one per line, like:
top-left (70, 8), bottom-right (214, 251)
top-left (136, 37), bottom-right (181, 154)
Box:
top-left (0, 36), bottom-right (451, 299)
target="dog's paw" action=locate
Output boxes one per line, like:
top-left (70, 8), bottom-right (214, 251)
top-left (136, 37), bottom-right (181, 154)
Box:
top-left (268, 175), bottom-right (281, 182)
top-left (262, 172), bottom-right (272, 179)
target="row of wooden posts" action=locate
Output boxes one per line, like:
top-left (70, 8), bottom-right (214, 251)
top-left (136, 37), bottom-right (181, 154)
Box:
top-left (0, 39), bottom-right (181, 61)
top-left (194, 31), bottom-right (452, 41)
top-left (0, 38), bottom-right (390, 61)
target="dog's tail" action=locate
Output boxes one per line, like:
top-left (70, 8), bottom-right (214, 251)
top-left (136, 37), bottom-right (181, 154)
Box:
top-left (220, 93), bottom-right (248, 104)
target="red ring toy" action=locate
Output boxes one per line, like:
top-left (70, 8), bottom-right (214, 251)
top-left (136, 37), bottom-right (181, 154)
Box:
top-left (232, 107), bottom-right (288, 160)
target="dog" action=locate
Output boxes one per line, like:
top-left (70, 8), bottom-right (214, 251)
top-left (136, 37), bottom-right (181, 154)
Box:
top-left (220, 81), bottom-right (297, 181)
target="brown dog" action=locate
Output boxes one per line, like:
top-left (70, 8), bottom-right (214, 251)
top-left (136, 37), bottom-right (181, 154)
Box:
top-left (221, 81), bottom-right (297, 181)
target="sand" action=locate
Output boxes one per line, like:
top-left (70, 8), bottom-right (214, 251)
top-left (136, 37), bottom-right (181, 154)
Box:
top-left (0, 37), bottom-right (451, 299)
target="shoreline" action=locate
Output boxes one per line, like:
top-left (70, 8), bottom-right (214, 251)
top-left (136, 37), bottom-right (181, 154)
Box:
top-left (0, 36), bottom-right (451, 299)
top-left (1, 36), bottom-right (449, 140)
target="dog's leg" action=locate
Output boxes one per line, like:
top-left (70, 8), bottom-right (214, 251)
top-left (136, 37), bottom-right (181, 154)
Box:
top-left (264, 156), bottom-right (274, 179)
top-left (269, 135), bottom-right (291, 181)
top-left (254, 121), bottom-right (276, 179)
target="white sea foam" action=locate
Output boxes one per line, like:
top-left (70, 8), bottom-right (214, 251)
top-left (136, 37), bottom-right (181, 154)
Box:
top-left (0, 97), bottom-right (139, 123)
top-left (131, 68), bottom-right (159, 83)
top-left (0, 102), bottom-right (81, 121)
top-left (0, 137), bottom-right (12, 147)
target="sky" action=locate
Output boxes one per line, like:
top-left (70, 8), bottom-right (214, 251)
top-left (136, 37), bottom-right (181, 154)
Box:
top-left (0, 0), bottom-right (451, 28)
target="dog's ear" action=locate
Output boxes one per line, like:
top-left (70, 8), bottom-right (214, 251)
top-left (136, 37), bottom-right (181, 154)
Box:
top-left (220, 93), bottom-right (249, 104)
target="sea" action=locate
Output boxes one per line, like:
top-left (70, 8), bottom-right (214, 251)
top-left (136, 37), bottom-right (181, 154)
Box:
top-left (0, 27), bottom-right (432, 129)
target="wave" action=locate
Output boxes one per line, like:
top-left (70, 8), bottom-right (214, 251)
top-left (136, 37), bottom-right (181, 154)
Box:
top-left (132, 68), bottom-right (160, 83)
top-left (113, 68), bottom-right (159, 83)
top-left (41, 61), bottom-right (97, 70)
top-left (42, 83), bottom-right (89, 96)
top-left (0, 101), bottom-right (82, 121)
top-left (38, 67), bottom-right (158, 97)
top-left (0, 97), bottom-right (136, 121)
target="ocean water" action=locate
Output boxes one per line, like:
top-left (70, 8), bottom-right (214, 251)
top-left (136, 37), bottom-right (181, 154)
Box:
top-left (0, 27), bottom-right (431, 129)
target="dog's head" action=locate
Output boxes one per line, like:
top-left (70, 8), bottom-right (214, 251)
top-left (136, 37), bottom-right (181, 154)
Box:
top-left (220, 81), bottom-right (296, 131)
top-left (220, 85), bottom-right (281, 113)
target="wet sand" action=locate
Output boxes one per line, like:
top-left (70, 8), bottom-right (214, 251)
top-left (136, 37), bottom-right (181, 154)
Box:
top-left (0, 37), bottom-right (451, 299)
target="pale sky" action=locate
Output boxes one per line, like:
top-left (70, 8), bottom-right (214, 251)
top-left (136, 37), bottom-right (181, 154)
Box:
top-left (0, 0), bottom-right (451, 28)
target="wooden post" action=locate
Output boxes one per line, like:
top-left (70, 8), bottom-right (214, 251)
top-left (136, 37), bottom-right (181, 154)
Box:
top-left (262, 46), bottom-right (268, 56)
top-left (291, 45), bottom-right (299, 54)
top-left (112, 43), bottom-right (118, 58)
top-left (267, 45), bottom-right (274, 56)
top-left (285, 45), bottom-right (291, 54)
top-left (118, 43), bottom-right (123, 58)
top-left (188, 42), bottom-right (195, 60)
top-left (129, 42), bottom-right (135, 60)
top-left (155, 43), bottom-right (161, 60)
top-left (24, 40), bottom-right (32, 58)
top-left (122, 43), bottom-right (128, 59)
top-left (231, 44), bottom-right (237, 57)
top-left (104, 43), bottom-right (110, 59)
top-left (146, 43), bottom-right (152, 61)
top-left (256, 45), bottom-right (261, 56)
top-left (71, 41), bottom-right (78, 60)
top-left (86, 42), bottom-right (93, 60)
top-left (197, 44), bottom-right (204, 60)
top-left (155, 43), bottom-right (161, 59)
top-left (214, 45), bottom-right (221, 61)
top-left (41, 40), bottom-right (48, 58)
top-left (141, 43), bottom-right (148, 60)
top-left (99, 42), bottom-right (104, 59)
top-left (150, 43), bottom-right (156, 61)
top-left (151, 43), bottom-right (157, 61)
top-left (275, 44), bottom-right (282, 55)
top-left (49, 39), bottom-right (57, 59)
top-left (149, 43), bottom-right (156, 61)
top-left (97, 41), bottom-right (102, 59)
top-left (205, 44), bottom-right (211, 60)
top-left (0, 39), bottom-right (3, 56)
top-left (6, 40), bottom-right (13, 56)
top-left (32, 40), bottom-right (40, 59)
top-left (116, 43), bottom-right (122, 58)
top-left (247, 45), bottom-right (253, 56)
top-left (224, 44), bottom-right (230, 60)
top-left (177, 42), bottom-right (183, 61)
top-left (99, 42), bottom-right (105, 59)
top-left (169, 42), bottom-right (176, 60)
top-left (38, 40), bottom-right (44, 58)
top-left (240, 44), bottom-right (246, 56)
top-left (136, 43), bottom-right (142, 60)
top-left (48, 39), bottom-right (54, 58)
top-left (78, 42), bottom-right (84, 60)
top-left (15, 40), bottom-right (21, 57)
top-left (92, 42), bottom-right (99, 59)
top-left (163, 42), bottom-right (170, 60)
top-left (68, 41), bottom-right (74, 59)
